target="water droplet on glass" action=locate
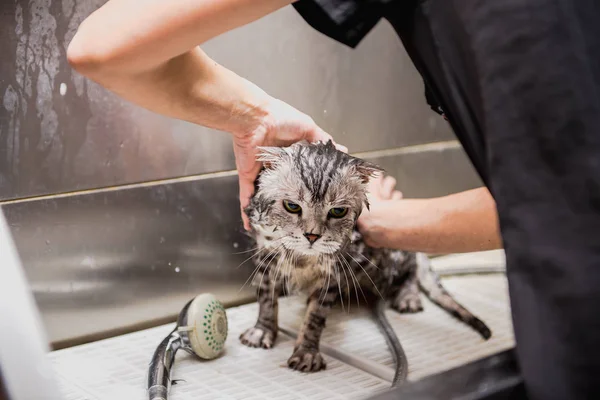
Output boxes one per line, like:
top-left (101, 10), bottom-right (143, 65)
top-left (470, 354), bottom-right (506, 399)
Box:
top-left (174, 267), bottom-right (180, 273)
top-left (323, 109), bottom-right (327, 114)
top-left (59, 83), bottom-right (67, 96)
top-left (168, 262), bottom-right (172, 266)
top-left (160, 237), bottom-right (166, 244)
top-left (233, 242), bottom-right (239, 249)
top-left (45, 240), bottom-right (50, 245)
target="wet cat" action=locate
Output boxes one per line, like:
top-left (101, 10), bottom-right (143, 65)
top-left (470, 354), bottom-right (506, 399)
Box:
top-left (240, 140), bottom-right (491, 373)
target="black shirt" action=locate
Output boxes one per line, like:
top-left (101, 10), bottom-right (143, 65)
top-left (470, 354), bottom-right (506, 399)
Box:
top-left (293, 1), bottom-right (600, 400)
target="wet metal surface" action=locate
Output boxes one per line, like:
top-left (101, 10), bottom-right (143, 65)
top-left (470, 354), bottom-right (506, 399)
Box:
top-left (2, 174), bottom-right (255, 345)
top-left (1, 2), bottom-right (453, 200)
top-left (2, 147), bottom-right (479, 345)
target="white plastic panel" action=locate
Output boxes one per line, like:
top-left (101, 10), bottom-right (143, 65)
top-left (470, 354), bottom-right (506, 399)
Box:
top-left (50, 251), bottom-right (513, 399)
top-left (50, 304), bottom-right (389, 400)
top-left (431, 250), bottom-right (506, 275)
top-left (276, 276), bottom-right (513, 382)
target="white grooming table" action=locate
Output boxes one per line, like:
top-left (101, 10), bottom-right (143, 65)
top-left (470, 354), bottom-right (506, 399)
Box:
top-left (49, 250), bottom-right (514, 400)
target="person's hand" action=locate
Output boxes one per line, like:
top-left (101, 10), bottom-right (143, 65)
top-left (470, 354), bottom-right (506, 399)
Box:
top-left (366, 173), bottom-right (404, 202)
top-left (357, 173), bottom-right (403, 247)
top-left (234, 97), bottom-right (347, 230)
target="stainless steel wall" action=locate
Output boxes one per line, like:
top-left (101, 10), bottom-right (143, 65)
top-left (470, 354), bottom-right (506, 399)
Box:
top-left (1, 145), bottom-right (480, 347)
top-left (0, 1), bottom-right (454, 200)
top-left (0, 0), bottom-right (481, 347)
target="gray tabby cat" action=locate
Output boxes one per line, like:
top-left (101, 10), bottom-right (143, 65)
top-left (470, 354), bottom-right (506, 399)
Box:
top-left (240, 140), bottom-right (491, 373)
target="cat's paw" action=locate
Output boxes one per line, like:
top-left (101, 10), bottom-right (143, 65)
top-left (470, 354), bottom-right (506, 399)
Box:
top-left (392, 293), bottom-right (423, 313)
top-left (287, 347), bottom-right (326, 372)
top-left (239, 326), bottom-right (277, 349)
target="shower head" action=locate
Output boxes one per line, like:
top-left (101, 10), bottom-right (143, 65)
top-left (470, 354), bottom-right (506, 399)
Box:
top-left (148, 293), bottom-right (228, 400)
top-left (178, 293), bottom-right (228, 359)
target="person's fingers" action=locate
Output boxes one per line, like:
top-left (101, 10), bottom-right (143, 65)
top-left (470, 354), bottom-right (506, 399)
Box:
top-left (380, 176), bottom-right (397, 200)
top-left (391, 190), bottom-right (404, 200)
top-left (306, 126), bottom-right (332, 143)
top-left (307, 127), bottom-right (347, 152)
top-left (335, 143), bottom-right (348, 153)
top-left (234, 141), bottom-right (261, 231)
top-left (299, 123), bottom-right (348, 153)
top-left (241, 206), bottom-right (251, 231)
top-left (366, 172), bottom-right (384, 199)
top-left (238, 176), bottom-right (254, 231)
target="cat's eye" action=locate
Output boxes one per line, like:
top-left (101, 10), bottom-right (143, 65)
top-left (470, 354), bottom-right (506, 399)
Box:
top-left (283, 200), bottom-right (302, 214)
top-left (328, 207), bottom-right (348, 218)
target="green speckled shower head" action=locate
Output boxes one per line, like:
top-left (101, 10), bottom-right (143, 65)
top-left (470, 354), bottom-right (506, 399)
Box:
top-left (182, 293), bottom-right (228, 359)
top-left (149, 293), bottom-right (229, 400)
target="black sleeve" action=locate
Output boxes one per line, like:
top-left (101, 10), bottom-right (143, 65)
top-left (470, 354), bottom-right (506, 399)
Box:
top-left (292, 0), bottom-right (389, 48)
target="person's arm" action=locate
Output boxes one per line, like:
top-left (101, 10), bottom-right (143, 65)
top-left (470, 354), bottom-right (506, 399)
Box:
top-left (67, 0), bottom-right (291, 136)
top-left (67, 0), bottom-right (343, 229)
top-left (358, 186), bottom-right (502, 254)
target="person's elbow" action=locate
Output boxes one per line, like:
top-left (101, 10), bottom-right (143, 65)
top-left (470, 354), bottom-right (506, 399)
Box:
top-left (67, 27), bottom-right (121, 81)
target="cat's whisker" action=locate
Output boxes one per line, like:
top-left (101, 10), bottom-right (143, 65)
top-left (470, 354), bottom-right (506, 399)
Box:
top-left (238, 258), bottom-right (265, 294)
top-left (257, 254), bottom-right (273, 299)
top-left (282, 250), bottom-right (290, 296)
top-left (357, 252), bottom-right (381, 271)
top-left (333, 255), bottom-right (346, 313)
top-left (232, 246), bottom-right (260, 255)
top-left (319, 254), bottom-right (331, 307)
top-left (235, 249), bottom-right (261, 270)
top-left (342, 253), bottom-right (365, 306)
top-left (292, 251), bottom-right (301, 291)
top-left (249, 245), bottom-right (279, 283)
top-left (242, 243), bottom-right (283, 294)
top-left (235, 237), bottom-right (284, 270)
top-left (336, 254), bottom-right (352, 314)
top-left (346, 251), bottom-right (384, 300)
top-left (269, 250), bottom-right (280, 301)
top-left (320, 258), bottom-right (332, 308)
top-left (271, 247), bottom-right (286, 301)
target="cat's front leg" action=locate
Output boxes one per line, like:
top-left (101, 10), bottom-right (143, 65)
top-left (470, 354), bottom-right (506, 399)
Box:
top-left (288, 288), bottom-right (336, 372)
top-left (239, 276), bottom-right (281, 349)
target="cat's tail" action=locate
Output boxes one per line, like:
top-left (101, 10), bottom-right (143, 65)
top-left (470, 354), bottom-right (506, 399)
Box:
top-left (372, 298), bottom-right (408, 387)
top-left (415, 253), bottom-right (492, 340)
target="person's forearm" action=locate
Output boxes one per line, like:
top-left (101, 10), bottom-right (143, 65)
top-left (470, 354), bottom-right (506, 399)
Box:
top-left (67, 0), bottom-right (291, 137)
top-left (68, 0), bottom-right (290, 73)
top-left (75, 48), bottom-right (273, 137)
top-left (363, 187), bottom-right (502, 253)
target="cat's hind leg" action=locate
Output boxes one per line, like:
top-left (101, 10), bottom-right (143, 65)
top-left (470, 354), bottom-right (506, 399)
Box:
top-left (385, 251), bottom-right (423, 313)
top-left (391, 270), bottom-right (423, 313)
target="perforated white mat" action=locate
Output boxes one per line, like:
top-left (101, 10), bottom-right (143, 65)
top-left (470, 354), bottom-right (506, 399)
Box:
top-left (50, 250), bottom-right (514, 400)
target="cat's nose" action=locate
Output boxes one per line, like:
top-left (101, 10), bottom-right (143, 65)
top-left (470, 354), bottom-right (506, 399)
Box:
top-left (304, 233), bottom-right (321, 245)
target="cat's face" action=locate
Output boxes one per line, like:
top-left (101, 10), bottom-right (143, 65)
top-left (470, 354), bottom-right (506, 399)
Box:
top-left (246, 141), bottom-right (382, 257)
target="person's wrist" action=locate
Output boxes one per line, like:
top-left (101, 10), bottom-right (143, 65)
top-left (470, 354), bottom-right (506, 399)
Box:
top-left (358, 201), bottom-right (392, 247)
top-left (228, 85), bottom-right (276, 142)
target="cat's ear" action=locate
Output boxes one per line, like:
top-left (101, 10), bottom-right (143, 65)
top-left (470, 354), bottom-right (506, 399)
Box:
top-left (256, 146), bottom-right (288, 169)
top-left (354, 160), bottom-right (384, 184)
